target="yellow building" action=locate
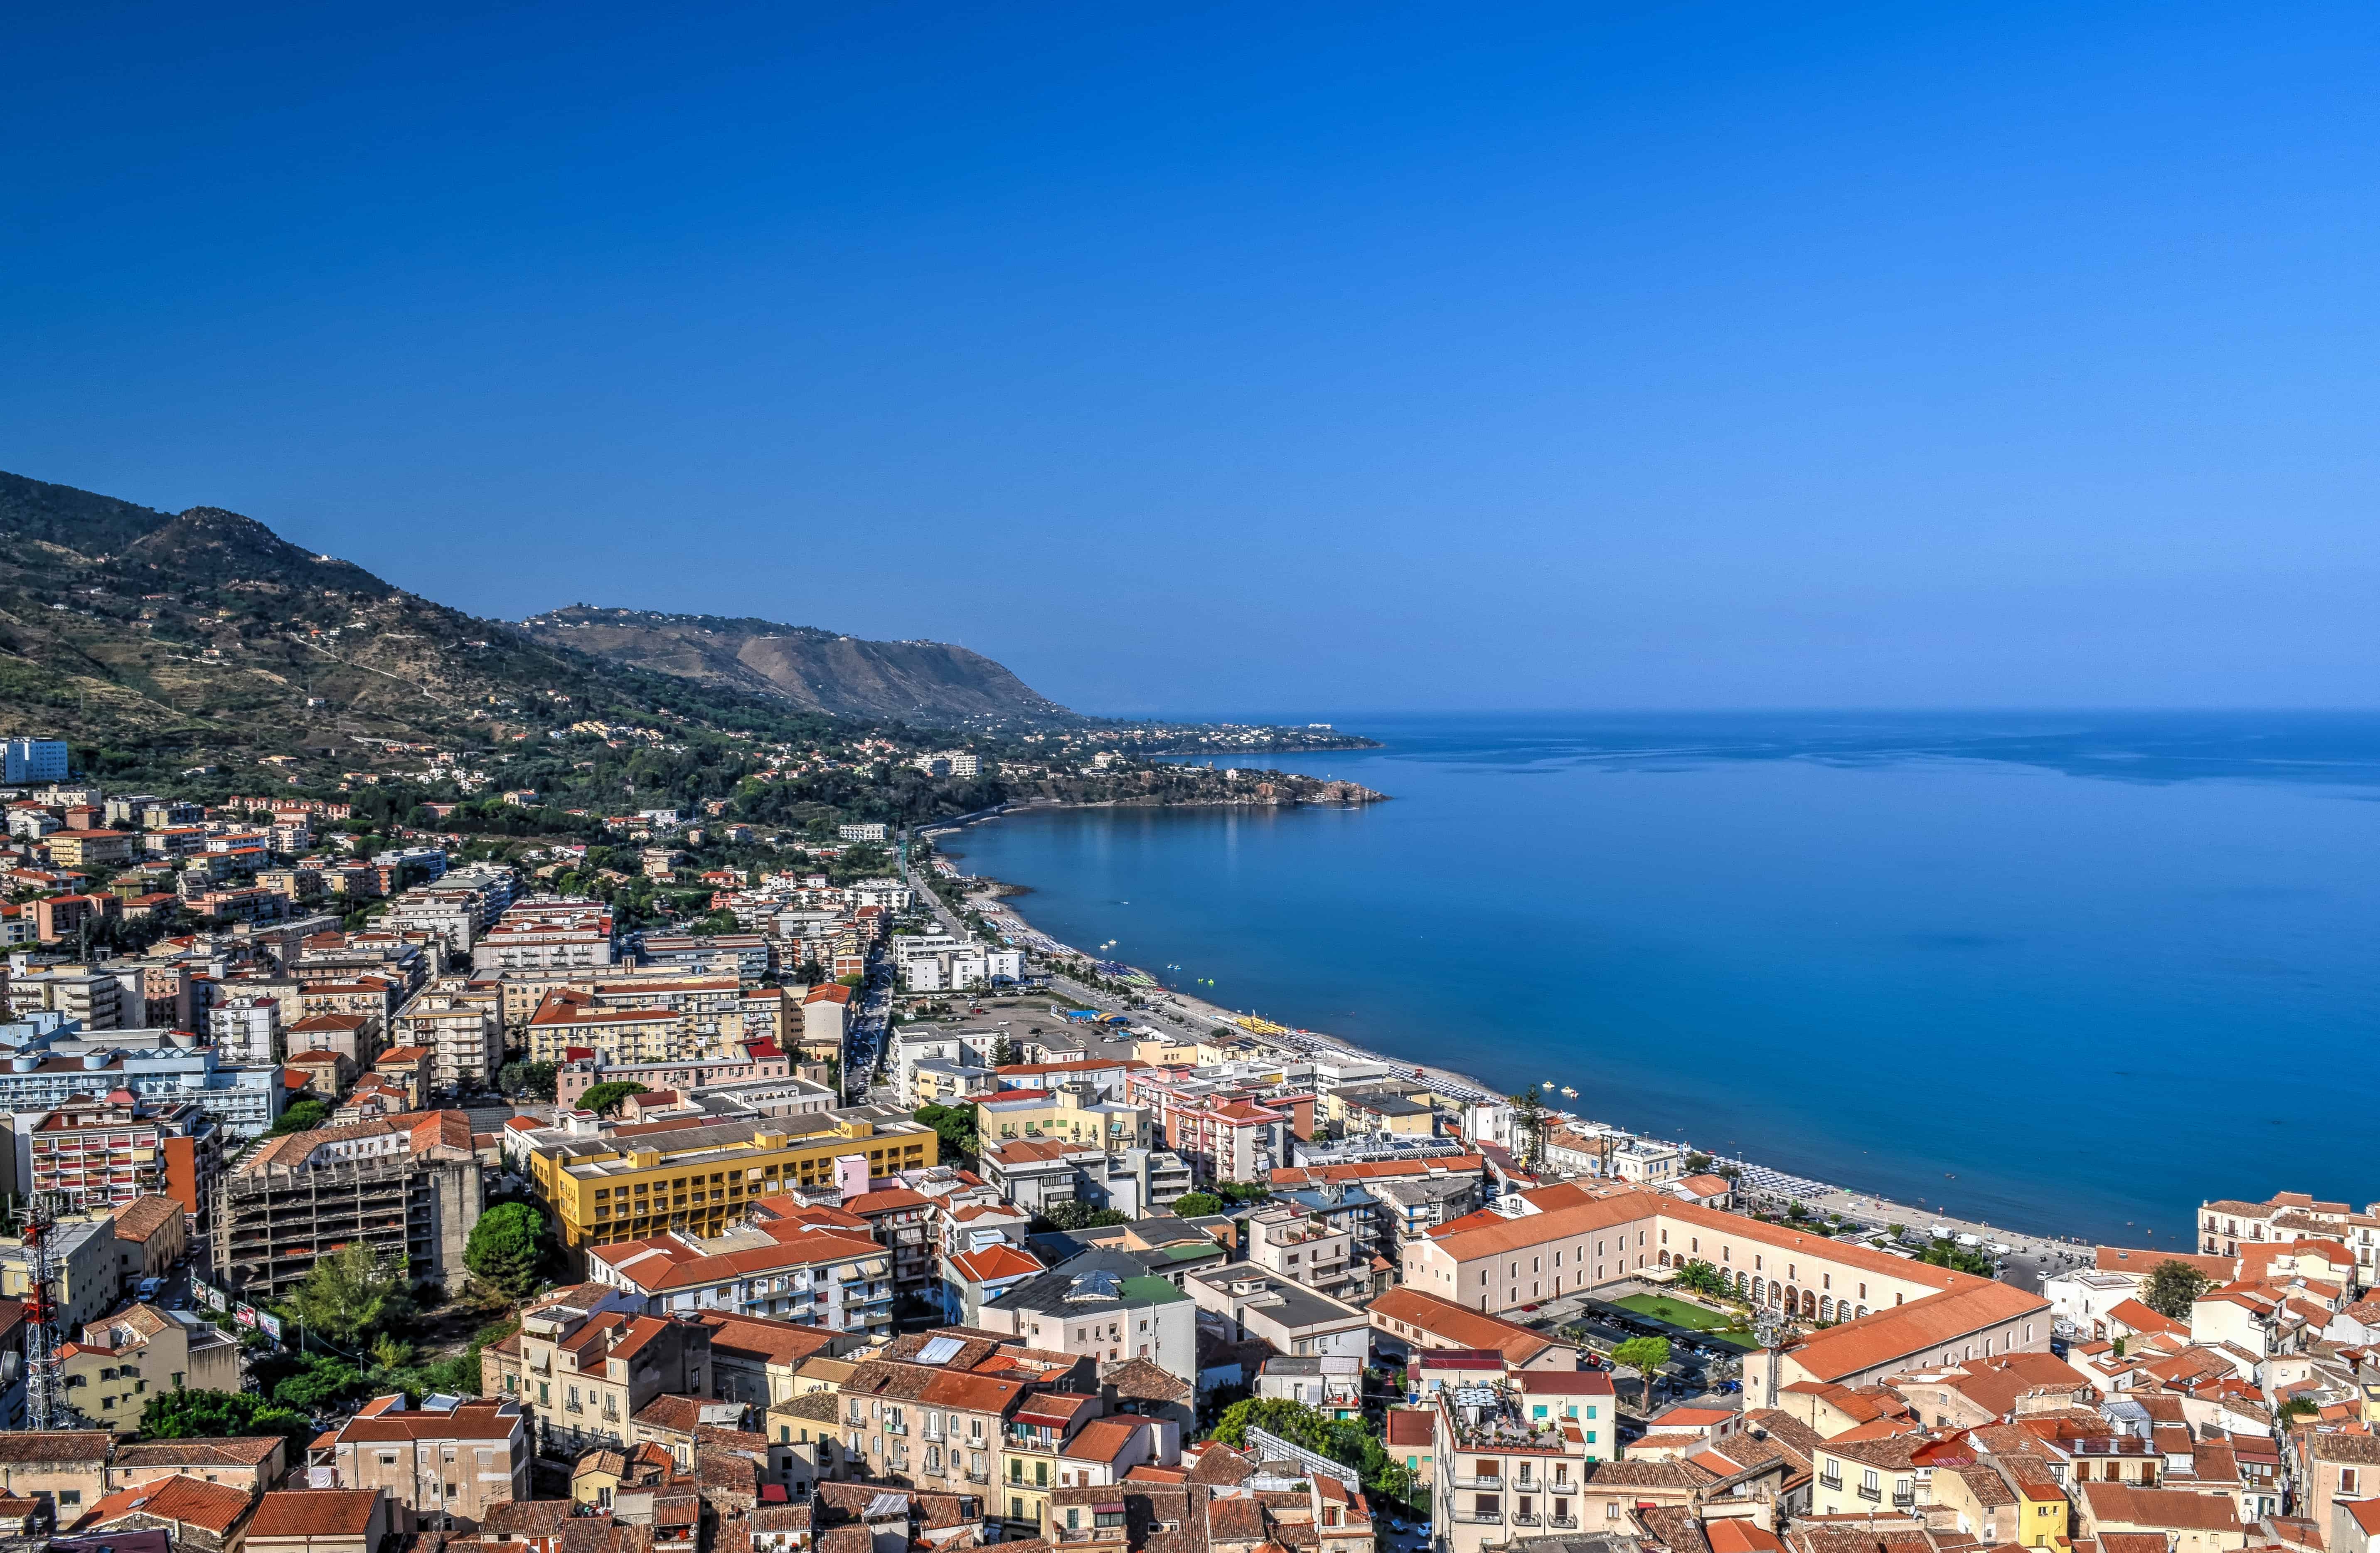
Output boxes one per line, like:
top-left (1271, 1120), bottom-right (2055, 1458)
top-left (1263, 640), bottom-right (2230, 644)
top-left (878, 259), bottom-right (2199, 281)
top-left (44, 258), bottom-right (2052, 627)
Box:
top-left (975, 1085), bottom-right (1150, 1151)
top-left (527, 1110), bottom-right (936, 1255)
top-left (1133, 1036), bottom-right (1201, 1066)
top-left (915, 1065), bottom-right (991, 1107)
top-left (1329, 1085), bottom-right (1440, 1138)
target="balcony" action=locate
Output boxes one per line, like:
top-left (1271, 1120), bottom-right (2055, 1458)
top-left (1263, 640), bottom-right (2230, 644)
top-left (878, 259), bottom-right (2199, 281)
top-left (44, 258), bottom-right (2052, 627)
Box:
top-left (1451, 1476), bottom-right (1505, 1490)
top-left (1856, 1485), bottom-right (1880, 1504)
top-left (886, 1422), bottom-right (908, 1436)
top-left (923, 1427), bottom-right (946, 1442)
top-left (1819, 1476), bottom-right (1842, 1493)
top-left (1549, 1516), bottom-right (1578, 1529)
top-left (1453, 1512), bottom-right (1505, 1526)
top-left (1892, 1493), bottom-right (1915, 1509)
top-left (1511, 1514), bottom-right (1541, 1528)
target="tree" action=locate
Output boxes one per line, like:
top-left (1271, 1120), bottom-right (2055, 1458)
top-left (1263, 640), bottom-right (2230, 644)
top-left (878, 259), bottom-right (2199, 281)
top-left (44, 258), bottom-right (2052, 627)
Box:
top-left (1684, 1151), bottom-right (1713, 1175)
top-left (269, 1099), bottom-right (331, 1136)
top-left (466, 1202), bottom-right (554, 1300)
top-left (1672, 1259), bottom-right (1728, 1297)
top-left (1040, 1200), bottom-right (1130, 1231)
top-left (2277, 1397), bottom-right (2318, 1426)
top-left (1214, 1396), bottom-right (1341, 1454)
top-left (1611, 1336), bottom-right (1672, 1375)
top-left (1172, 1192), bottom-right (1224, 1218)
top-left (497, 1060), bottom-right (558, 1102)
top-left (988, 1033), bottom-right (1017, 1067)
top-left (913, 1104), bottom-right (978, 1164)
top-left (1918, 1238), bottom-right (1997, 1277)
top-left (2144, 1259), bottom-right (2215, 1321)
top-left (283, 1242), bottom-right (411, 1349)
top-left (837, 972), bottom-right (864, 988)
top-left (141, 1388), bottom-right (312, 1457)
top-left (1507, 1091), bottom-right (1547, 1170)
top-left (1209, 1397), bottom-right (1414, 1503)
top-left (272, 1354), bottom-right (365, 1413)
top-left (577, 1081), bottom-right (649, 1117)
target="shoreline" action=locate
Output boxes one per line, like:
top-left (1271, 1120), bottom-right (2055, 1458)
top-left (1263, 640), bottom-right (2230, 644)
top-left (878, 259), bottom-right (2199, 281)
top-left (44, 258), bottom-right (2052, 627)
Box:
top-left (926, 817), bottom-right (2105, 1286)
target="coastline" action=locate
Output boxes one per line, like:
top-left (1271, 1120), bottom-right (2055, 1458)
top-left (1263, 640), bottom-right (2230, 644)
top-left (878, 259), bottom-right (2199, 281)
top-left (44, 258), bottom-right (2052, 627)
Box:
top-left (925, 810), bottom-right (2106, 1287)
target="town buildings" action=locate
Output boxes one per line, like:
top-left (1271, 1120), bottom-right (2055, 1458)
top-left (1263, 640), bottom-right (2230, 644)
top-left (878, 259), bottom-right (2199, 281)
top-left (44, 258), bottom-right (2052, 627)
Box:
top-left (13, 1094), bottom-right (218, 1219)
top-left (310, 1394), bottom-right (531, 1529)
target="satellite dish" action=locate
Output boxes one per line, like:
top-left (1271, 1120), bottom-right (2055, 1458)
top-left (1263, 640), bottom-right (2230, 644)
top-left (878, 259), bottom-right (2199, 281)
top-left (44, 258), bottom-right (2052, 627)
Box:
top-left (2, 1351), bottom-right (23, 1384)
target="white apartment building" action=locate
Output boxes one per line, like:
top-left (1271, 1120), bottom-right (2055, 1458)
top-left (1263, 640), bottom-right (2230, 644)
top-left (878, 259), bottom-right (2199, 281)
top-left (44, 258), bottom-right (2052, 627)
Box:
top-left (393, 990), bottom-right (502, 1094)
top-left (208, 995), bottom-right (283, 1066)
top-left (471, 905), bottom-right (616, 972)
top-left (1610, 1141), bottom-right (1685, 1184)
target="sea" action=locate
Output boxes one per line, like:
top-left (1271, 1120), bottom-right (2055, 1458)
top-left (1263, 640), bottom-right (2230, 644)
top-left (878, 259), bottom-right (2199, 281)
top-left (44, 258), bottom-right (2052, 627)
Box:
top-left (937, 711), bottom-right (2380, 1247)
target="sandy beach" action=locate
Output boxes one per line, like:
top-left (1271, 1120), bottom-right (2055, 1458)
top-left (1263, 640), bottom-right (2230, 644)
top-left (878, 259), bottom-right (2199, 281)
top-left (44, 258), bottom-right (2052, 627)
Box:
top-left (921, 827), bottom-right (2111, 1289)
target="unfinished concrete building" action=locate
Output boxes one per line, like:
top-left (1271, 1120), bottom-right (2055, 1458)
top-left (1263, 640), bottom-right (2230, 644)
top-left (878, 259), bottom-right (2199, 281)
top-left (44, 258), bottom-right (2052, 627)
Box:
top-left (212, 1111), bottom-right (482, 1300)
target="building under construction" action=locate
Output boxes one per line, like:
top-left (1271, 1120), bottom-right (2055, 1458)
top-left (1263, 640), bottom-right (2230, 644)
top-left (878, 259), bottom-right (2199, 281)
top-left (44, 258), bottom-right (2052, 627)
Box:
top-left (212, 1112), bottom-right (481, 1301)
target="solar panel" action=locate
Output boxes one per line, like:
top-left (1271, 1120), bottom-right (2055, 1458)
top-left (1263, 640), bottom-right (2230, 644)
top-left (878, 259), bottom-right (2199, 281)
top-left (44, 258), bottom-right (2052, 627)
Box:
top-left (917, 1335), bottom-right (965, 1365)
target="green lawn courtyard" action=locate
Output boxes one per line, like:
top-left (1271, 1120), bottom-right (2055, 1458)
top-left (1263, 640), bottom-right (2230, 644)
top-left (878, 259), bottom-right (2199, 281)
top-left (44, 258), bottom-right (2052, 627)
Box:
top-left (1610, 1293), bottom-right (1760, 1350)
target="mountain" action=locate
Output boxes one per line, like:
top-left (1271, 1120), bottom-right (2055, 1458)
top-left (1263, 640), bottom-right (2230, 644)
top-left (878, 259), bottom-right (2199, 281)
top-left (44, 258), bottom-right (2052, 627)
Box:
top-left (516, 606), bottom-right (1073, 726)
top-left (0, 471), bottom-right (850, 777)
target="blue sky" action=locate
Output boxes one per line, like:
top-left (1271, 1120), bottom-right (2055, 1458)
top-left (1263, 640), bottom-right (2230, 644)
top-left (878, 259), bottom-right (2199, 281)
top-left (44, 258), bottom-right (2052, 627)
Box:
top-left (10, 2), bottom-right (2380, 715)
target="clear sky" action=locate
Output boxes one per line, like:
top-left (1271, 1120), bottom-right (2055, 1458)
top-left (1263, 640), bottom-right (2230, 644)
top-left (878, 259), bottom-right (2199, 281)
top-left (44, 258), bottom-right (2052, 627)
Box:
top-left (10, 2), bottom-right (2380, 715)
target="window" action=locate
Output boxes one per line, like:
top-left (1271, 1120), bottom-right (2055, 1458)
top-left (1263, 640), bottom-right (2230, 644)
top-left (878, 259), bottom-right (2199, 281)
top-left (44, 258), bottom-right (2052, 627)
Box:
top-left (1476, 1496), bottom-right (1500, 1518)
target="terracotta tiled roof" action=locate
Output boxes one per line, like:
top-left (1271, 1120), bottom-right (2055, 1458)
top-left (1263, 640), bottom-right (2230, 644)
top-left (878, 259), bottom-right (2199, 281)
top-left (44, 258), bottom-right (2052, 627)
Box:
top-left (2094, 1247), bottom-right (2234, 1279)
top-left (1784, 1280), bottom-right (2049, 1382)
top-left (1061, 1417), bottom-right (1142, 1464)
top-left (112, 1437), bottom-right (283, 1469)
top-left (951, 1244), bottom-right (1044, 1283)
top-left (1367, 1286), bottom-right (1558, 1365)
top-left (108, 1195), bottom-right (184, 1244)
top-left (248, 1489), bottom-right (382, 1537)
top-left (77, 1474), bottom-right (256, 1536)
top-left (635, 1395), bottom-right (704, 1434)
top-left (2081, 1483), bottom-right (2241, 1532)
top-left (0, 1431), bottom-right (112, 1462)
top-left (1101, 1357), bottom-right (1192, 1404)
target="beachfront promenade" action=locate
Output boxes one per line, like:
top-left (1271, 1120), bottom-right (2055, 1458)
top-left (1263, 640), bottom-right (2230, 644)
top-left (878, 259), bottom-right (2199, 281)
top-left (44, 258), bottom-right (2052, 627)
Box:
top-left (933, 848), bottom-right (2103, 1289)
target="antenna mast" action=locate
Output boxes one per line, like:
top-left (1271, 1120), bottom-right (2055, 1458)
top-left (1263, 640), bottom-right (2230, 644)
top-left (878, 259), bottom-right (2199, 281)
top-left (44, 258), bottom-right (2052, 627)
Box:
top-left (21, 1193), bottom-right (73, 1431)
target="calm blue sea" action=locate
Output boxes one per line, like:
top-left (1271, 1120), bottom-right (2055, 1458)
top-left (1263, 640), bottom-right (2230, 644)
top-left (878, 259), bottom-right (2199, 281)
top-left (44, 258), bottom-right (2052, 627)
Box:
top-left (942, 712), bottom-right (2380, 1246)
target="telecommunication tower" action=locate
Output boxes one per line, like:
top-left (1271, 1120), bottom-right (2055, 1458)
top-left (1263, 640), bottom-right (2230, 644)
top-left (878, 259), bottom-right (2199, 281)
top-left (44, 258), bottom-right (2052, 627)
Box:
top-left (20, 1193), bottom-right (71, 1431)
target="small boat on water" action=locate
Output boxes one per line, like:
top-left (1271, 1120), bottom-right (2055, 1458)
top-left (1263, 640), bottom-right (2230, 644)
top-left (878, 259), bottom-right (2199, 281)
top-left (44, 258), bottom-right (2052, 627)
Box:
top-left (1560, 1086), bottom-right (1578, 1098)
top-left (1541, 1080), bottom-right (1555, 1091)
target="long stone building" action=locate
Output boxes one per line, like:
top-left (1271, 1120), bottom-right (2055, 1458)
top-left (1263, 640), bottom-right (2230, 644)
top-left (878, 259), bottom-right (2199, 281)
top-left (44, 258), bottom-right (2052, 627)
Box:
top-left (1400, 1181), bottom-right (2050, 1409)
